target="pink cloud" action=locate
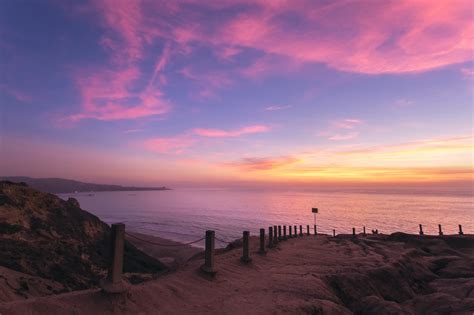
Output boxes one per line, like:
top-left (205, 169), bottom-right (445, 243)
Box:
top-left (264, 104), bottom-right (292, 111)
top-left (143, 135), bottom-right (196, 154)
top-left (171, 0), bottom-right (472, 74)
top-left (0, 85), bottom-right (32, 102)
top-left (328, 132), bottom-right (359, 141)
top-left (193, 125), bottom-right (270, 137)
top-left (332, 119), bottom-right (364, 129)
top-left (225, 156), bottom-right (299, 171)
top-left (179, 66), bottom-right (233, 99)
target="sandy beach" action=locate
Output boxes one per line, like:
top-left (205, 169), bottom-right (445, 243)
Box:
top-left (1, 232), bottom-right (473, 314)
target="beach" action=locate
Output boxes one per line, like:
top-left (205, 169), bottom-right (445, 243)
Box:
top-left (1, 232), bottom-right (473, 314)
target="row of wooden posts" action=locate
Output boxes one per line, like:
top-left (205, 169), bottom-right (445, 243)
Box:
top-left (101, 222), bottom-right (466, 293)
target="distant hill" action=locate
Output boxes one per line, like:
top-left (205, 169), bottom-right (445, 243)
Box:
top-left (0, 176), bottom-right (170, 194)
top-left (0, 181), bottom-right (166, 301)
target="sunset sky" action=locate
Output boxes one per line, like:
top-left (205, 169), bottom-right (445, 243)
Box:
top-left (0, 0), bottom-right (472, 189)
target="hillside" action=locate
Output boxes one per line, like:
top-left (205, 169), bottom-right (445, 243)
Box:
top-left (0, 177), bottom-right (170, 194)
top-left (0, 181), bottom-right (166, 301)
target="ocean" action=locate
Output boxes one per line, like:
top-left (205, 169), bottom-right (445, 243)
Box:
top-left (59, 188), bottom-right (473, 248)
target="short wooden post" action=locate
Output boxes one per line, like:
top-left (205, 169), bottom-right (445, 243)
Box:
top-left (333, 229), bottom-right (335, 237)
top-left (419, 224), bottom-right (424, 235)
top-left (352, 227), bottom-right (356, 237)
top-left (278, 225), bottom-right (282, 241)
top-left (299, 225), bottom-right (303, 237)
top-left (306, 225), bottom-right (310, 236)
top-left (100, 223), bottom-right (128, 293)
top-left (438, 224), bottom-right (443, 236)
top-left (294, 225), bottom-right (297, 237)
top-left (268, 226), bottom-right (274, 248)
top-left (273, 225), bottom-right (278, 244)
top-left (259, 228), bottom-right (266, 254)
top-left (289, 225), bottom-right (293, 238)
top-left (314, 224), bottom-right (317, 235)
top-left (200, 230), bottom-right (217, 275)
top-left (363, 226), bottom-right (366, 236)
top-left (241, 231), bottom-right (252, 263)
top-left (283, 225), bottom-right (287, 240)
top-left (459, 224), bottom-right (464, 235)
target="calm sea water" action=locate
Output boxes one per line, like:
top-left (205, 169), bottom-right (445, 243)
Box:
top-left (59, 189), bottom-right (473, 248)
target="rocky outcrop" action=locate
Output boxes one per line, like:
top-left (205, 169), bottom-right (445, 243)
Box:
top-left (0, 181), bottom-right (166, 300)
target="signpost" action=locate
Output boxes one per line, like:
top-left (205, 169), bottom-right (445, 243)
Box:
top-left (312, 208), bottom-right (318, 230)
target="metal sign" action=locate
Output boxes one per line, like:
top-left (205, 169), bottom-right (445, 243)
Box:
top-left (312, 208), bottom-right (318, 213)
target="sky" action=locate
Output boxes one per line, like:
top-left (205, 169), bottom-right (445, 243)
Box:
top-left (0, 0), bottom-right (473, 189)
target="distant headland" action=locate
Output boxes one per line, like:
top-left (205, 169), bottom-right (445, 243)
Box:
top-left (0, 176), bottom-right (170, 194)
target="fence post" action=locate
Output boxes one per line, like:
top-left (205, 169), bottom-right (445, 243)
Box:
top-left (273, 225), bottom-right (279, 244)
top-left (200, 230), bottom-right (217, 275)
top-left (306, 225), bottom-right (310, 236)
top-left (419, 224), bottom-right (424, 236)
top-left (294, 225), bottom-right (297, 237)
top-left (459, 224), bottom-right (464, 235)
top-left (283, 225), bottom-right (287, 240)
top-left (438, 224), bottom-right (443, 236)
top-left (314, 224), bottom-right (317, 236)
top-left (289, 225), bottom-right (293, 238)
top-left (352, 227), bottom-right (356, 237)
top-left (268, 226), bottom-right (274, 248)
top-left (241, 231), bottom-right (252, 263)
top-left (363, 226), bottom-right (366, 236)
top-left (100, 223), bottom-right (128, 293)
top-left (259, 228), bottom-right (266, 254)
top-left (333, 229), bottom-right (335, 237)
top-left (299, 225), bottom-right (303, 237)
top-left (278, 225), bottom-right (282, 241)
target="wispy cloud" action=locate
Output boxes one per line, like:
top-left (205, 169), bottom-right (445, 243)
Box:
top-left (331, 118), bottom-right (364, 129)
top-left (328, 132), bottom-right (359, 141)
top-left (0, 85), bottom-right (32, 102)
top-left (142, 124), bottom-right (271, 154)
top-left (394, 98), bottom-right (415, 108)
top-left (264, 104), bottom-right (292, 111)
top-left (225, 156), bottom-right (299, 171)
top-left (193, 125), bottom-right (270, 137)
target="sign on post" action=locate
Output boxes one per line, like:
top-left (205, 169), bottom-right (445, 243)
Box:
top-left (312, 208), bottom-right (318, 231)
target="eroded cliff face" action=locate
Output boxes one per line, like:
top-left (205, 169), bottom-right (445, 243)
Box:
top-left (0, 181), bottom-right (166, 301)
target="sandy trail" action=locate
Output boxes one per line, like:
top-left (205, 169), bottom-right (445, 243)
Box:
top-left (1, 233), bottom-right (473, 314)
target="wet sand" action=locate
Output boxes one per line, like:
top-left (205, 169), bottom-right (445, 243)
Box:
top-left (1, 233), bottom-right (473, 314)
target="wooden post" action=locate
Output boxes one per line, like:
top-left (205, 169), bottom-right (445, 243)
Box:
top-left (273, 225), bottom-right (278, 244)
top-left (333, 229), bottom-right (335, 237)
top-left (289, 225), bottom-right (293, 238)
top-left (268, 226), bottom-right (274, 248)
top-left (352, 227), bottom-right (356, 237)
top-left (363, 226), bottom-right (366, 236)
top-left (100, 223), bottom-right (128, 293)
top-left (241, 231), bottom-right (252, 263)
top-left (459, 224), bottom-right (464, 235)
top-left (299, 225), bottom-right (303, 237)
top-left (283, 225), bottom-right (287, 240)
top-left (419, 224), bottom-right (424, 236)
top-left (294, 225), bottom-right (298, 237)
top-left (278, 225), bottom-right (282, 241)
top-left (259, 228), bottom-right (266, 254)
top-left (200, 230), bottom-right (217, 275)
top-left (306, 225), bottom-right (310, 236)
top-left (438, 224), bottom-right (443, 236)
top-left (314, 224), bottom-right (317, 235)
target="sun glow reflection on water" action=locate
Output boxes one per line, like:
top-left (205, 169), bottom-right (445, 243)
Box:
top-left (60, 189), bottom-right (473, 248)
